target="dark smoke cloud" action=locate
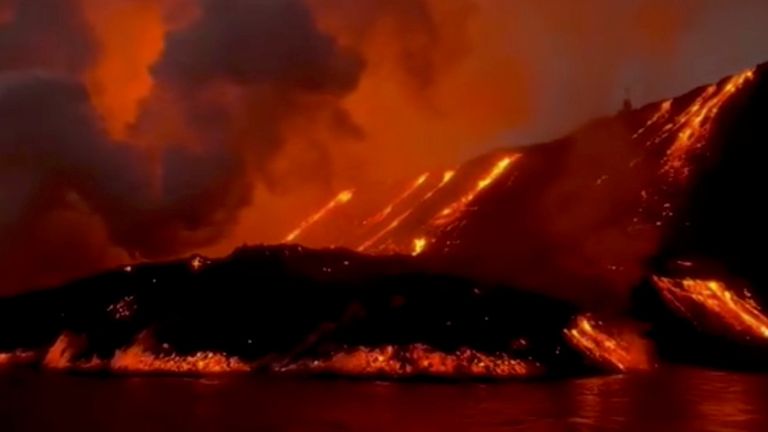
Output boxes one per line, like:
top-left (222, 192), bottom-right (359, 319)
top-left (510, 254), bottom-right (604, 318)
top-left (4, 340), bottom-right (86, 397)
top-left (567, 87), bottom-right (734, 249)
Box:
top-left (0, 0), bottom-right (94, 75)
top-left (0, 0), bottom-right (363, 294)
top-left (155, 0), bottom-right (362, 94)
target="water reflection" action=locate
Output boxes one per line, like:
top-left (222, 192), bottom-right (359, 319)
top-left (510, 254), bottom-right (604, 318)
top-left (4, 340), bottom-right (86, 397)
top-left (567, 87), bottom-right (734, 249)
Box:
top-left (4, 367), bottom-right (768, 431)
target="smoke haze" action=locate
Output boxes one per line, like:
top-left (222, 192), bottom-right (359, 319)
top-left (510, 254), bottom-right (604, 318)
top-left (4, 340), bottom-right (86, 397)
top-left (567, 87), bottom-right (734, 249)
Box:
top-left (1, 0), bottom-right (767, 295)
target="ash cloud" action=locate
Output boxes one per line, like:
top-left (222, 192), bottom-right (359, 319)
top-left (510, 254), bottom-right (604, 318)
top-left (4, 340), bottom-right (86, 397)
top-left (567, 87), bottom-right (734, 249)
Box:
top-left (0, 0), bottom-right (94, 75)
top-left (0, 0), bottom-right (363, 294)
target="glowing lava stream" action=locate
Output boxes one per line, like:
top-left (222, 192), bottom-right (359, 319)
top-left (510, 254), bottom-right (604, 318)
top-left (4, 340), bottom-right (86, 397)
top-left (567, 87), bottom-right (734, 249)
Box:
top-left (284, 189), bottom-right (354, 243)
top-left (362, 172), bottom-right (430, 227)
top-left (652, 276), bottom-right (768, 340)
top-left (357, 170), bottom-right (456, 252)
top-left (564, 315), bottom-right (651, 373)
top-left (430, 154), bottom-right (521, 228)
top-left (653, 69), bottom-right (754, 179)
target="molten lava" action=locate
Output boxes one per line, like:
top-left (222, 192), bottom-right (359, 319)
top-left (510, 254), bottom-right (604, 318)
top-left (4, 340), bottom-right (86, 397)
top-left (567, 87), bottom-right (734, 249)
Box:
top-left (633, 100), bottom-right (672, 140)
top-left (565, 315), bottom-right (653, 373)
top-left (363, 173), bottom-right (430, 227)
top-left (656, 69), bottom-right (754, 179)
top-left (411, 237), bottom-right (428, 256)
top-left (653, 276), bottom-right (768, 341)
top-left (43, 333), bottom-right (82, 370)
top-left (278, 344), bottom-right (538, 379)
top-left (284, 189), bottom-right (354, 243)
top-left (111, 342), bottom-right (250, 375)
top-left (0, 350), bottom-right (36, 368)
top-left (430, 155), bottom-right (520, 228)
top-left (357, 170), bottom-right (455, 253)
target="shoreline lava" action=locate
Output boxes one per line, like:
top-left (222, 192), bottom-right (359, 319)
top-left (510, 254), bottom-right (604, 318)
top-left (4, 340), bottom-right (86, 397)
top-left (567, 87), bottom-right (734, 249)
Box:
top-left (275, 344), bottom-right (541, 380)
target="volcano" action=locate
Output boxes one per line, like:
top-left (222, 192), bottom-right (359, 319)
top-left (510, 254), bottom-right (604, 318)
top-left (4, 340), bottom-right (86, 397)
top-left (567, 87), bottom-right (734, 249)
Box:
top-left (1, 63), bottom-right (768, 378)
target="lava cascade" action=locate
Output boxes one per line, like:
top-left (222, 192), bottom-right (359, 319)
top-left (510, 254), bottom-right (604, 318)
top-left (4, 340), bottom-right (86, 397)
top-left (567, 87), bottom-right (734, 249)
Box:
top-left (652, 276), bottom-right (768, 342)
top-left (564, 315), bottom-right (653, 373)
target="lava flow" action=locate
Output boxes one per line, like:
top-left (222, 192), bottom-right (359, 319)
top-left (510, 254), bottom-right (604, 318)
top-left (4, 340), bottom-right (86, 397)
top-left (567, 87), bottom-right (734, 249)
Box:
top-left (357, 170), bottom-right (455, 253)
top-left (565, 315), bottom-right (653, 373)
top-left (633, 100), bottom-right (672, 140)
top-left (111, 342), bottom-right (251, 375)
top-left (430, 154), bottom-right (520, 228)
top-left (0, 350), bottom-right (36, 368)
top-left (411, 237), bottom-right (428, 256)
top-left (652, 276), bottom-right (768, 341)
top-left (278, 344), bottom-right (538, 379)
top-left (655, 69), bottom-right (754, 179)
top-left (284, 189), bottom-right (355, 243)
top-left (362, 173), bottom-right (430, 227)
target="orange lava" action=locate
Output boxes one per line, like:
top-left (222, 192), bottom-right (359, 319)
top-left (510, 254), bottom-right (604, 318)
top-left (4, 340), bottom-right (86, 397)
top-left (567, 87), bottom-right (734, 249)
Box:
top-left (284, 189), bottom-right (354, 243)
top-left (363, 173), bottom-right (429, 227)
top-left (652, 276), bottom-right (768, 341)
top-left (190, 255), bottom-right (210, 272)
top-left (43, 333), bottom-right (81, 370)
top-left (633, 100), bottom-right (672, 140)
top-left (656, 69), bottom-right (754, 179)
top-left (0, 350), bottom-right (36, 368)
top-left (411, 237), bottom-right (428, 256)
top-left (278, 344), bottom-right (538, 379)
top-left (357, 170), bottom-right (455, 253)
top-left (41, 332), bottom-right (249, 375)
top-left (565, 315), bottom-right (653, 373)
top-left (431, 155), bottom-right (520, 228)
top-left (111, 343), bottom-right (250, 375)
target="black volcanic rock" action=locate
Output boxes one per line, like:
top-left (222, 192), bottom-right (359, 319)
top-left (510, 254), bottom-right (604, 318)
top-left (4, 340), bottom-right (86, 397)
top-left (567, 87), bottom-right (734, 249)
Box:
top-left (0, 245), bottom-right (585, 376)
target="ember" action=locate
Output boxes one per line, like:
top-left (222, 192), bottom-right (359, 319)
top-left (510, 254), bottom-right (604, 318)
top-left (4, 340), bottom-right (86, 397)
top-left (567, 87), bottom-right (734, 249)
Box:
top-left (652, 276), bottom-right (768, 341)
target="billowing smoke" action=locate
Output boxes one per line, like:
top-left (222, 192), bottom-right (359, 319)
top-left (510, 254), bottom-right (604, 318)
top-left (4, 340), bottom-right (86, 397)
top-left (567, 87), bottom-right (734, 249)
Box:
top-left (2, 0), bottom-right (768, 295)
top-left (0, 0), bottom-right (363, 294)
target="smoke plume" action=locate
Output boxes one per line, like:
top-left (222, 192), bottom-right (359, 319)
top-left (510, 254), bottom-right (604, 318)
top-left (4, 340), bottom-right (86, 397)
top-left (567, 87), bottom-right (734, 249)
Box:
top-left (1, 0), bottom-right (768, 295)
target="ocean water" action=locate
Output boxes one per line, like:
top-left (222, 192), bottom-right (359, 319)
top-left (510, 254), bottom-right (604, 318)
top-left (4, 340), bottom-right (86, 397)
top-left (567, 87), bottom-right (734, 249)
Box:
top-left (2, 367), bottom-right (767, 431)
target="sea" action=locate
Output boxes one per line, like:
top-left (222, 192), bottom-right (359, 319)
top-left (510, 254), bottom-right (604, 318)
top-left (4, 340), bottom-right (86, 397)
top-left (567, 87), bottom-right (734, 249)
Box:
top-left (2, 366), bottom-right (767, 431)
